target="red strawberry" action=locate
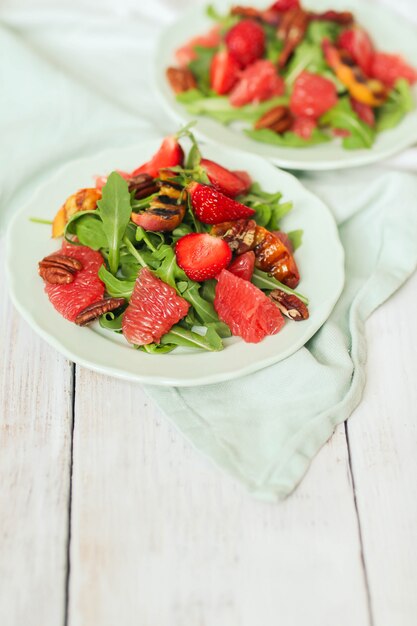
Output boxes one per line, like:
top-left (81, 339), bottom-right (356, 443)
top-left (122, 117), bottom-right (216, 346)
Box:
top-left (210, 50), bottom-right (240, 95)
top-left (175, 27), bottom-right (221, 67)
top-left (225, 19), bottom-right (265, 68)
top-left (131, 137), bottom-right (184, 178)
top-left (228, 251), bottom-right (255, 281)
top-left (338, 27), bottom-right (374, 76)
top-left (232, 170), bottom-right (252, 194)
top-left (371, 52), bottom-right (417, 88)
top-left (290, 71), bottom-right (338, 119)
top-left (200, 159), bottom-right (250, 197)
top-left (269, 0), bottom-right (300, 10)
top-left (229, 60), bottom-right (285, 107)
top-left (350, 98), bottom-right (375, 126)
top-left (188, 182), bottom-right (255, 224)
top-left (175, 233), bottom-right (232, 281)
top-left (291, 116), bottom-right (317, 139)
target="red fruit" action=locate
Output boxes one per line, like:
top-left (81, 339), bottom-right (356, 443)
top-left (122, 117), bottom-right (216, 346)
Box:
top-left (94, 170), bottom-right (130, 191)
top-left (229, 60), bottom-right (285, 107)
top-left (228, 251), bottom-right (255, 281)
top-left (338, 27), bottom-right (374, 76)
top-left (122, 267), bottom-right (189, 345)
top-left (350, 98), bottom-right (375, 126)
top-left (175, 27), bottom-right (221, 67)
top-left (44, 242), bottom-right (104, 322)
top-left (232, 170), bottom-right (252, 194)
top-left (371, 52), bottom-right (417, 88)
top-left (131, 137), bottom-right (184, 179)
top-left (332, 128), bottom-right (351, 137)
top-left (225, 19), bottom-right (265, 69)
top-left (269, 0), bottom-right (300, 10)
top-left (188, 182), bottom-right (255, 224)
top-left (175, 233), bottom-right (232, 281)
top-left (290, 71), bottom-right (338, 119)
top-left (210, 50), bottom-right (240, 95)
top-left (214, 269), bottom-right (284, 343)
top-left (291, 116), bottom-right (317, 139)
top-left (201, 158), bottom-right (250, 197)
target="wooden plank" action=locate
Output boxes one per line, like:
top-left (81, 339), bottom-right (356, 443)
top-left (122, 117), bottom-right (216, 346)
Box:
top-left (0, 246), bottom-right (73, 626)
top-left (347, 271), bottom-right (417, 626)
top-left (68, 367), bottom-right (370, 626)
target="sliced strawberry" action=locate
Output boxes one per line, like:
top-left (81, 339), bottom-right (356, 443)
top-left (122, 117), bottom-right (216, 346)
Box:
top-left (338, 27), bottom-right (374, 76)
top-left (229, 60), bottom-right (285, 107)
top-left (269, 0), bottom-right (300, 10)
top-left (291, 116), bottom-right (317, 139)
top-left (290, 71), bottom-right (338, 119)
top-left (188, 182), bottom-right (255, 224)
top-left (175, 233), bottom-right (232, 281)
top-left (350, 98), bottom-right (375, 126)
top-left (175, 27), bottom-right (221, 67)
top-left (200, 159), bottom-right (250, 197)
top-left (210, 50), bottom-right (240, 95)
top-left (131, 137), bottom-right (184, 179)
top-left (225, 19), bottom-right (265, 69)
top-left (232, 170), bottom-right (252, 194)
top-left (228, 251), bottom-right (255, 281)
top-left (371, 52), bottom-right (417, 88)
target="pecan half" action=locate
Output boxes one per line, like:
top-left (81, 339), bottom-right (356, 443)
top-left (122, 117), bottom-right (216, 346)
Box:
top-left (255, 105), bottom-right (293, 133)
top-left (211, 219), bottom-right (257, 255)
top-left (277, 8), bottom-right (310, 69)
top-left (74, 298), bottom-right (126, 326)
top-left (38, 254), bottom-right (83, 284)
top-left (127, 174), bottom-right (159, 199)
top-left (270, 289), bottom-right (309, 321)
top-left (166, 67), bottom-right (197, 94)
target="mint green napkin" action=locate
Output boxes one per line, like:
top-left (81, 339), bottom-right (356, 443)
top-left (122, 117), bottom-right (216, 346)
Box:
top-left (2, 17), bottom-right (417, 500)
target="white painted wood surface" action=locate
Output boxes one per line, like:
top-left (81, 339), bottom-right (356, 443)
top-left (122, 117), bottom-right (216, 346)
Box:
top-left (1, 243), bottom-right (417, 626)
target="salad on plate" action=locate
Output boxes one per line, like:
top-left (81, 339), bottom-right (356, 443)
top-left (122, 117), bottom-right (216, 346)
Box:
top-left (36, 128), bottom-right (309, 354)
top-left (165, 0), bottom-right (417, 150)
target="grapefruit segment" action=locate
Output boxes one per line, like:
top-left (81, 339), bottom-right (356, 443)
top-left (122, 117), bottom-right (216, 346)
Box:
top-left (44, 242), bottom-right (105, 322)
top-left (122, 267), bottom-right (189, 346)
top-left (214, 269), bottom-right (284, 343)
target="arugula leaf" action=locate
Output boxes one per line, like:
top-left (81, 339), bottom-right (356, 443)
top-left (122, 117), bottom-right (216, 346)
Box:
top-left (98, 265), bottom-right (134, 299)
top-left (285, 41), bottom-right (327, 85)
top-left (252, 269), bottom-right (309, 304)
top-left (287, 229), bottom-right (303, 251)
top-left (99, 310), bottom-right (125, 331)
top-left (97, 172), bottom-right (132, 274)
top-left (206, 4), bottom-right (238, 32)
top-left (263, 23), bottom-right (283, 63)
top-left (138, 343), bottom-right (177, 354)
top-left (67, 213), bottom-right (108, 250)
top-left (320, 97), bottom-right (376, 149)
top-left (306, 21), bottom-right (342, 45)
top-left (376, 79), bottom-right (414, 132)
top-left (245, 127), bottom-right (331, 147)
top-left (177, 94), bottom-right (289, 125)
top-left (188, 46), bottom-right (217, 93)
top-left (160, 324), bottom-right (223, 351)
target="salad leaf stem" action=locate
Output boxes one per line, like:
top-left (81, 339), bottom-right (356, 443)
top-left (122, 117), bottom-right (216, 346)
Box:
top-left (252, 269), bottom-right (309, 305)
top-left (122, 236), bottom-right (148, 268)
top-left (30, 217), bottom-right (53, 225)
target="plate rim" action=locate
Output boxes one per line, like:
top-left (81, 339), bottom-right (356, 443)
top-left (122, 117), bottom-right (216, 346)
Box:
top-left (5, 141), bottom-right (345, 387)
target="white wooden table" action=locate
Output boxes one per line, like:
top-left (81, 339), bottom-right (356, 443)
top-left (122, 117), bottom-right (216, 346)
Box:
top-left (1, 233), bottom-right (417, 626)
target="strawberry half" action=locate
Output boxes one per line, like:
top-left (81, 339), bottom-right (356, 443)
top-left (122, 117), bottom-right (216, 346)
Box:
top-left (338, 27), bottom-right (374, 76)
top-left (175, 233), bottom-right (232, 281)
top-left (131, 136), bottom-right (184, 179)
top-left (225, 19), bottom-right (265, 69)
top-left (188, 182), bottom-right (255, 224)
top-left (200, 159), bottom-right (251, 197)
top-left (210, 50), bottom-right (240, 95)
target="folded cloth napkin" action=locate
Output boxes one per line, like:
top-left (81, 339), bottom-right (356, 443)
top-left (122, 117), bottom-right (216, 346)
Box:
top-left (1, 10), bottom-right (417, 500)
